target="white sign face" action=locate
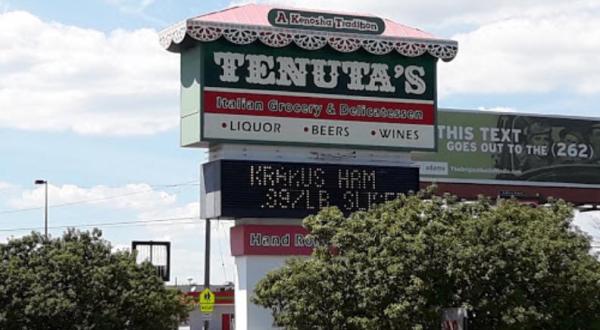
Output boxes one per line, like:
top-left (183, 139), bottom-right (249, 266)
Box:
top-left (202, 87), bottom-right (435, 150)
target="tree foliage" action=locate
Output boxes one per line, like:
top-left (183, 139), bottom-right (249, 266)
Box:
top-left (0, 229), bottom-right (190, 330)
top-left (253, 192), bottom-right (600, 329)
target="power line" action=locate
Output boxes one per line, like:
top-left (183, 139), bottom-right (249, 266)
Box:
top-left (0, 189), bottom-right (157, 215)
top-left (70, 181), bottom-right (200, 190)
top-left (0, 216), bottom-right (201, 233)
top-left (0, 180), bottom-right (199, 215)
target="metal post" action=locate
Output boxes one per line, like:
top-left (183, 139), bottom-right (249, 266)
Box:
top-left (204, 218), bottom-right (211, 330)
top-left (35, 180), bottom-right (48, 240)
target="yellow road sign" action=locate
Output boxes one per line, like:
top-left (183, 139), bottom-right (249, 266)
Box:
top-left (199, 288), bottom-right (215, 313)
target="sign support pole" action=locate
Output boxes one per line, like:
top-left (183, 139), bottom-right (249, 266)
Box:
top-left (203, 217), bottom-right (211, 330)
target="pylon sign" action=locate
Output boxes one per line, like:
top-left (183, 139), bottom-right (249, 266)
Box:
top-left (161, 6), bottom-right (459, 152)
top-left (199, 288), bottom-right (216, 313)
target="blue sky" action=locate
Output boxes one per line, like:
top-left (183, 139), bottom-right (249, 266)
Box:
top-left (1, 0), bottom-right (599, 285)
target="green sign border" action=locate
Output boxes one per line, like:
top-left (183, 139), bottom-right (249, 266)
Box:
top-left (180, 40), bottom-right (439, 152)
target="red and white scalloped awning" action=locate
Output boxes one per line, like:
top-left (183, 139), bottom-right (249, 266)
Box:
top-left (159, 4), bottom-right (458, 61)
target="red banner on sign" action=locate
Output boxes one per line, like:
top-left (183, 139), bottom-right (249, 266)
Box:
top-left (204, 88), bottom-right (434, 125)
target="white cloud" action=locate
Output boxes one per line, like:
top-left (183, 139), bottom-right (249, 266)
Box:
top-left (139, 201), bottom-right (202, 236)
top-left (112, 243), bottom-right (131, 252)
top-left (0, 180), bottom-right (236, 283)
top-left (0, 181), bottom-right (15, 190)
top-left (135, 210), bottom-right (236, 284)
top-left (135, 198), bottom-right (235, 283)
top-left (0, 0), bottom-right (9, 13)
top-left (573, 211), bottom-right (600, 258)
top-left (170, 244), bottom-right (236, 285)
top-left (574, 211), bottom-right (600, 239)
top-left (239, 1), bottom-right (600, 99)
top-left (140, 200), bottom-right (234, 244)
top-left (2, 3), bottom-right (596, 138)
top-left (5, 180), bottom-right (226, 242)
top-left (104, 0), bottom-right (166, 26)
top-left (235, 0), bottom-right (584, 31)
top-left (0, 11), bottom-right (179, 136)
top-left (3, 4), bottom-right (598, 136)
top-left (139, 201), bottom-right (199, 220)
top-left (8, 183), bottom-right (177, 211)
top-left (105, 0), bottom-right (156, 12)
top-left (439, 4), bottom-right (600, 97)
top-left (134, 198), bottom-right (236, 283)
top-left (476, 106), bottom-right (517, 113)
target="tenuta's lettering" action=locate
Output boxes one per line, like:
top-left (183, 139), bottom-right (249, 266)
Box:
top-left (213, 52), bottom-right (427, 95)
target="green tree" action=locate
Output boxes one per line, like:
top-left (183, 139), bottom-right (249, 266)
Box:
top-left (253, 192), bottom-right (600, 329)
top-left (0, 228), bottom-right (191, 330)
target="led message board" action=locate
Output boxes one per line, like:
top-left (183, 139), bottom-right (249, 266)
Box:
top-left (201, 160), bottom-right (419, 219)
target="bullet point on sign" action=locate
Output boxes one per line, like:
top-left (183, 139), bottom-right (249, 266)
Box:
top-left (222, 123), bottom-right (227, 128)
top-left (304, 127), bottom-right (308, 132)
top-left (371, 130), bottom-right (376, 136)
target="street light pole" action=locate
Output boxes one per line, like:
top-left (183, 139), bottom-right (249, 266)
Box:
top-left (34, 180), bottom-right (48, 239)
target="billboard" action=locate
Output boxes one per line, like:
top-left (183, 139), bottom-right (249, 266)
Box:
top-left (201, 160), bottom-right (419, 219)
top-left (412, 109), bottom-right (600, 186)
top-left (181, 38), bottom-right (437, 151)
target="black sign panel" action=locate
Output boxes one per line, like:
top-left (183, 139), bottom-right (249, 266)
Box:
top-left (267, 8), bottom-right (386, 35)
top-left (201, 160), bottom-right (419, 219)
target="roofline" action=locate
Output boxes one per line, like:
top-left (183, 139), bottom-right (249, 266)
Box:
top-left (159, 19), bottom-right (458, 61)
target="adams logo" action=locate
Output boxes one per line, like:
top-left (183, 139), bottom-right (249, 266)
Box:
top-left (268, 8), bottom-right (385, 35)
